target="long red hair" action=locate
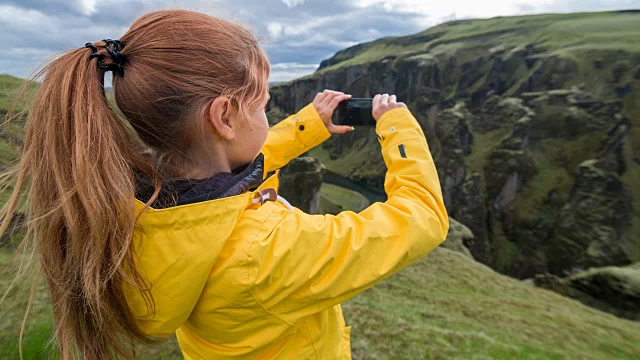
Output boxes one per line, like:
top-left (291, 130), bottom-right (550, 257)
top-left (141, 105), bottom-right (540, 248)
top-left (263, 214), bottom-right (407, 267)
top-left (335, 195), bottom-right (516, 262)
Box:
top-left (0, 9), bottom-right (270, 359)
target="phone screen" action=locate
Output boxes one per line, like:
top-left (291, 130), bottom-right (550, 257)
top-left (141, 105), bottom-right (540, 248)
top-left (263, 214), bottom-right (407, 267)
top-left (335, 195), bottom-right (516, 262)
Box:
top-left (335, 98), bottom-right (376, 126)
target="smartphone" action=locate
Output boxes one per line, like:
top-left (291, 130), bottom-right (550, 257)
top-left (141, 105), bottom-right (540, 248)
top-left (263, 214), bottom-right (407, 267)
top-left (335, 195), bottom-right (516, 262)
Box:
top-left (335, 98), bottom-right (376, 126)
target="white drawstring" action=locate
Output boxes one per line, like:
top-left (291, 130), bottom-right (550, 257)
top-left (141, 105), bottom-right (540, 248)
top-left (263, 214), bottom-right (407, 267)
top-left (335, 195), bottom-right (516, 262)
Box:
top-left (251, 190), bottom-right (294, 211)
top-left (276, 194), bottom-right (294, 211)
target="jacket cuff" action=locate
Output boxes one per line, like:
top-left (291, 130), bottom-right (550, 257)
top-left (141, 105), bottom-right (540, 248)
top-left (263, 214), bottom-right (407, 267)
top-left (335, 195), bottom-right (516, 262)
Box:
top-left (295, 103), bottom-right (332, 148)
top-left (375, 107), bottom-right (426, 147)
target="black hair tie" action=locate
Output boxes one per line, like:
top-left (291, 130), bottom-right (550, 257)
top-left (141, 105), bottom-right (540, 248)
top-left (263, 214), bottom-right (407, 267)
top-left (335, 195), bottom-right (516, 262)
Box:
top-left (84, 39), bottom-right (126, 77)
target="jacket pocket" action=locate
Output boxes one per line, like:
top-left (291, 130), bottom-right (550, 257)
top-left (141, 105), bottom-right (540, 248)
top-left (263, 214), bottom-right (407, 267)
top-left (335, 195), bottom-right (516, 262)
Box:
top-left (341, 325), bottom-right (352, 359)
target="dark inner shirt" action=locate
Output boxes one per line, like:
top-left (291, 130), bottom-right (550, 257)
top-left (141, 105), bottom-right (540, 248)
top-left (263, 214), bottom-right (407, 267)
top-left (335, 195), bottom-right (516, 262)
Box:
top-left (134, 153), bottom-right (267, 209)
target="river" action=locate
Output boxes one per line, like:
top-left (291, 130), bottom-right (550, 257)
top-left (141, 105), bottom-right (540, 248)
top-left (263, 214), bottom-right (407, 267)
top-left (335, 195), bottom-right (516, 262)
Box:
top-left (322, 169), bottom-right (387, 204)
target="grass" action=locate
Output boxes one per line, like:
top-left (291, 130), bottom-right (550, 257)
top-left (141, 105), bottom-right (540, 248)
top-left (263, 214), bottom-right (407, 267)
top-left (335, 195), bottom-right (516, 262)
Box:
top-left (0, 250), bottom-right (184, 359)
top-left (512, 152), bottom-right (572, 222)
top-left (308, 137), bottom-right (386, 180)
top-left (278, 11), bottom-right (640, 86)
top-left (465, 128), bottom-right (511, 176)
top-left (0, 74), bottom-right (38, 113)
top-left (342, 247), bottom-right (640, 359)
top-left (319, 183), bottom-right (369, 213)
top-left (3, 246), bottom-right (640, 359)
top-left (621, 136), bottom-right (640, 261)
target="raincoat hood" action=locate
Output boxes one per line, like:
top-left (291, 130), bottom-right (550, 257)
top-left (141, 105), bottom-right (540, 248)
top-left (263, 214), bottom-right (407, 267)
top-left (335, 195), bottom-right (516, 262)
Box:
top-left (133, 152), bottom-right (267, 209)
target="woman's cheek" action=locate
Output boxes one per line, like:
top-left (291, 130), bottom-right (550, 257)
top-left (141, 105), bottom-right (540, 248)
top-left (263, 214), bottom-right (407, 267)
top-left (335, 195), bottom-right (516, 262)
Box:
top-left (260, 112), bottom-right (269, 143)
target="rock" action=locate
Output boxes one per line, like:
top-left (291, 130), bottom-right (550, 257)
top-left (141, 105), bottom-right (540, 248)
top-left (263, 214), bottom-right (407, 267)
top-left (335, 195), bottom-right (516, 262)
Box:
top-left (544, 115), bottom-right (632, 276)
top-left (440, 218), bottom-right (474, 258)
top-left (455, 57), bottom-right (487, 99)
top-left (566, 263), bottom-right (640, 320)
top-left (611, 61), bottom-right (630, 83)
top-left (266, 107), bottom-right (289, 126)
top-left (278, 156), bottom-right (326, 214)
top-left (451, 174), bottom-right (491, 264)
top-left (266, 25), bottom-right (640, 290)
top-left (477, 95), bottom-right (535, 133)
top-left (614, 83), bottom-right (633, 98)
top-left (593, 58), bottom-right (604, 70)
top-left (436, 148), bottom-right (466, 209)
top-left (535, 263), bottom-right (640, 321)
top-left (499, 115), bottom-right (532, 151)
top-left (593, 115), bottom-right (630, 174)
top-left (484, 149), bottom-right (536, 205)
top-left (547, 158), bottom-right (633, 275)
top-left (434, 102), bottom-right (474, 209)
top-left (520, 87), bottom-right (619, 144)
top-left (533, 272), bottom-right (563, 289)
top-left (523, 86), bottom-right (620, 130)
top-left (489, 45), bottom-right (507, 56)
top-left (436, 102), bottom-right (474, 155)
top-left (517, 55), bottom-right (579, 93)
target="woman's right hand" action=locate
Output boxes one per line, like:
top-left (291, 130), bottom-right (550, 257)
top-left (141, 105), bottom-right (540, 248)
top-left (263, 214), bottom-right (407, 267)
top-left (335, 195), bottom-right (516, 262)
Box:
top-left (372, 94), bottom-right (407, 122)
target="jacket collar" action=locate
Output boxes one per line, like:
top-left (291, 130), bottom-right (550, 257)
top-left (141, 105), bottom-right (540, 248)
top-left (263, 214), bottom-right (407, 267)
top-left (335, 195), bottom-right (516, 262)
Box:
top-left (134, 152), bottom-right (267, 210)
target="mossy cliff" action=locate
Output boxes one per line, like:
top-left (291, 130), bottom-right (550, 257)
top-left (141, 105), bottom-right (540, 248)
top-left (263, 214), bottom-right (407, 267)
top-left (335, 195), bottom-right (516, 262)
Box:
top-left (269, 11), bottom-right (640, 281)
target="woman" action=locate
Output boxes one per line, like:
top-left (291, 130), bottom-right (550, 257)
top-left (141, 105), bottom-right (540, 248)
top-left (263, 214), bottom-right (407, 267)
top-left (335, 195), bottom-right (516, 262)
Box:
top-left (1, 8), bottom-right (448, 360)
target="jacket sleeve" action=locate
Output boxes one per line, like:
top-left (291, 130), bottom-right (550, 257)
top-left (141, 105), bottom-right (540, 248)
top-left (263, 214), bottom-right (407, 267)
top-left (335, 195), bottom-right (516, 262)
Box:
top-left (248, 107), bottom-right (449, 325)
top-left (259, 103), bottom-right (332, 178)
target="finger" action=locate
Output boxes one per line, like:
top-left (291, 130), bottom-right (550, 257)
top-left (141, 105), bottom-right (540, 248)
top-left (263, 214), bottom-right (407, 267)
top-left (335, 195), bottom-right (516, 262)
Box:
top-left (397, 102), bottom-right (407, 108)
top-left (316, 91), bottom-right (328, 104)
top-left (381, 93), bottom-right (389, 106)
top-left (328, 123), bottom-right (355, 134)
top-left (390, 95), bottom-right (397, 103)
top-left (373, 94), bottom-right (381, 109)
top-left (322, 89), bottom-right (338, 99)
top-left (320, 89), bottom-right (337, 102)
top-left (314, 92), bottom-right (323, 103)
top-left (327, 93), bottom-right (350, 110)
top-left (321, 91), bottom-right (345, 107)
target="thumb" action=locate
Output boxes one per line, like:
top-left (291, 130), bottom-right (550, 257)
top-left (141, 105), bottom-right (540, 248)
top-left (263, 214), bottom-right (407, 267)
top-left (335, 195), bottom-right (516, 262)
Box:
top-left (328, 124), bottom-right (355, 134)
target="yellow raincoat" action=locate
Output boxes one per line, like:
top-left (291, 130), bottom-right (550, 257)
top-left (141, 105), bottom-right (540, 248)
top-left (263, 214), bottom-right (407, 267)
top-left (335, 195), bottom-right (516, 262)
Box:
top-left (124, 103), bottom-right (449, 359)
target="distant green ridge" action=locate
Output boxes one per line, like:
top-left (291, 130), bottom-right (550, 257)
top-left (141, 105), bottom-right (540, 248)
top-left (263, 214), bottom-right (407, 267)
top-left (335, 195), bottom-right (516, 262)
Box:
top-left (278, 10), bottom-right (639, 84)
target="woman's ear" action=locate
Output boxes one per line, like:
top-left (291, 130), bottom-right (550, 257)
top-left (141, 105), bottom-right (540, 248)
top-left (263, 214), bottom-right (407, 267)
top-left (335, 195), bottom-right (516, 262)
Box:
top-left (208, 96), bottom-right (237, 141)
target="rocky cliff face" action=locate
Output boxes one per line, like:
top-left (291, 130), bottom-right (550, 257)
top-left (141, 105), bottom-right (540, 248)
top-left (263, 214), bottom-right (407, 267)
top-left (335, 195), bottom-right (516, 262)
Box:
top-left (535, 262), bottom-right (640, 321)
top-left (268, 12), bottom-right (640, 281)
top-left (278, 156), bottom-right (325, 214)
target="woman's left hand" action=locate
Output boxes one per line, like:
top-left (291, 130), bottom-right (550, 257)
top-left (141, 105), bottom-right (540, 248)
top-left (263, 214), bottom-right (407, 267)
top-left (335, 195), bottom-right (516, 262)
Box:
top-left (312, 89), bottom-right (355, 134)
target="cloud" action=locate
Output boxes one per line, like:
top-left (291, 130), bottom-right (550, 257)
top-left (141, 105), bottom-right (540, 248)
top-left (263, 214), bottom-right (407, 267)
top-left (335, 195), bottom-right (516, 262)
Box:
top-left (1, 0), bottom-right (638, 83)
top-left (282, 0), bottom-right (305, 9)
top-left (269, 62), bottom-right (318, 82)
top-left (515, 0), bottom-right (640, 13)
top-left (267, 22), bottom-right (284, 41)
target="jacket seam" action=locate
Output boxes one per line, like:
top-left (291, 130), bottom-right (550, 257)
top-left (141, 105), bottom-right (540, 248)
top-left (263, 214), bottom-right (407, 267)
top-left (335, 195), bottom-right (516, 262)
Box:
top-left (248, 289), bottom-right (294, 326)
top-left (245, 205), bottom-right (295, 327)
top-left (303, 317), bottom-right (320, 360)
top-left (375, 107), bottom-right (412, 128)
top-left (382, 136), bottom-right (425, 149)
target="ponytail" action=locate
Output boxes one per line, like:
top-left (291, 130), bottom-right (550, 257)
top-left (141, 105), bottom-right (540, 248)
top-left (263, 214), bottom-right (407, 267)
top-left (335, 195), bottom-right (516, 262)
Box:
top-left (0, 43), bottom-right (159, 359)
top-left (1, 9), bottom-right (272, 359)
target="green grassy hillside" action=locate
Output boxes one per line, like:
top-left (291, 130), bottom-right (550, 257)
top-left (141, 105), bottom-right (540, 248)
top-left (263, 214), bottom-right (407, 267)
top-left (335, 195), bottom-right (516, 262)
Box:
top-left (302, 11), bottom-right (640, 84)
top-left (0, 74), bottom-right (38, 112)
top-left (2, 247), bottom-right (640, 359)
top-left (318, 183), bottom-right (370, 214)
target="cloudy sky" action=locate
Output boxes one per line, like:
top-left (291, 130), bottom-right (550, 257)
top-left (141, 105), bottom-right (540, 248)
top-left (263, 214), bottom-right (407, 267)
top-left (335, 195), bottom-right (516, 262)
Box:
top-left (1, 0), bottom-right (638, 83)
